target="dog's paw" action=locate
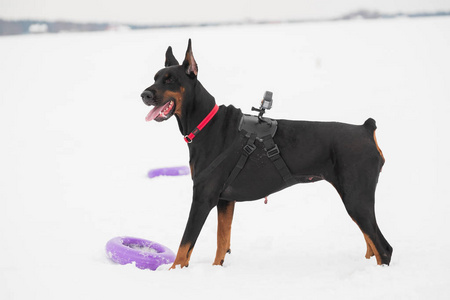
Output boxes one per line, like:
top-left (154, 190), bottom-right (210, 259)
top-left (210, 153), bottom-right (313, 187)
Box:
top-left (169, 263), bottom-right (189, 270)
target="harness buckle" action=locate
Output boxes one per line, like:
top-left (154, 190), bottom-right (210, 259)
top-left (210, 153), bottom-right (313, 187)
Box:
top-left (266, 145), bottom-right (280, 158)
top-left (243, 144), bottom-right (256, 155)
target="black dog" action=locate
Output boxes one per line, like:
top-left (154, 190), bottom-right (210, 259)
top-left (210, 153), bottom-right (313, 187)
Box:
top-left (141, 40), bottom-right (392, 269)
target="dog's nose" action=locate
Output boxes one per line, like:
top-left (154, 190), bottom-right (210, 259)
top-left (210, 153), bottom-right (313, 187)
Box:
top-left (141, 90), bottom-right (154, 105)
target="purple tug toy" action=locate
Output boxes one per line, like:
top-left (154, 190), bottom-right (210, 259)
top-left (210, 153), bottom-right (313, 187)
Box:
top-left (147, 166), bottom-right (190, 179)
top-left (106, 236), bottom-right (175, 270)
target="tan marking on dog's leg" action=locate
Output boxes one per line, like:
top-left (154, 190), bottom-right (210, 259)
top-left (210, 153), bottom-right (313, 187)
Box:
top-left (364, 235), bottom-right (375, 259)
top-left (351, 218), bottom-right (381, 264)
top-left (213, 201), bottom-right (235, 266)
top-left (363, 233), bottom-right (382, 265)
top-left (170, 243), bottom-right (193, 269)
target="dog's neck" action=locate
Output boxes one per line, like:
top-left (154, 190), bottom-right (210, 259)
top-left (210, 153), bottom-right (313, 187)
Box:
top-left (176, 80), bottom-right (217, 137)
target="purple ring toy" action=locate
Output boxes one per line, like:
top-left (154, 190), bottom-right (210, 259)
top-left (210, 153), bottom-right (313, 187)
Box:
top-left (105, 236), bottom-right (175, 270)
top-left (147, 166), bottom-right (190, 179)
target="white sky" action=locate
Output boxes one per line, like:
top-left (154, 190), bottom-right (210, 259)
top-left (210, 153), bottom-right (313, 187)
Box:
top-left (1, 0), bottom-right (450, 24)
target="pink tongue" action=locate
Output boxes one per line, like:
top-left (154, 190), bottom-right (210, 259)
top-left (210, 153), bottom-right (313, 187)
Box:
top-left (145, 102), bottom-right (170, 122)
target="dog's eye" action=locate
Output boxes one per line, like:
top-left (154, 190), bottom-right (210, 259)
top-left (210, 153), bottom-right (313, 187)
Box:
top-left (164, 77), bottom-right (174, 84)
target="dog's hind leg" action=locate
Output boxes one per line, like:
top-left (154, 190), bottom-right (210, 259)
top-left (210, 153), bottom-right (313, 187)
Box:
top-left (213, 200), bottom-right (236, 266)
top-left (334, 170), bottom-right (393, 265)
top-left (328, 123), bottom-right (392, 265)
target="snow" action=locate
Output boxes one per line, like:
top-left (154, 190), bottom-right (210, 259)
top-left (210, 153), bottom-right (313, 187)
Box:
top-left (1, 17), bottom-right (450, 299)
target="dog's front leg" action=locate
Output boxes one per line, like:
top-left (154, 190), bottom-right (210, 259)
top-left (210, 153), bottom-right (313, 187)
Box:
top-left (170, 196), bottom-right (216, 269)
top-left (213, 200), bottom-right (235, 266)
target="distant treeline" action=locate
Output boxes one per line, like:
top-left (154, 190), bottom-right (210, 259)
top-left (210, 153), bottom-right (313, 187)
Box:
top-left (338, 9), bottom-right (450, 20)
top-left (1, 10), bottom-right (449, 36)
top-left (0, 19), bottom-right (109, 35)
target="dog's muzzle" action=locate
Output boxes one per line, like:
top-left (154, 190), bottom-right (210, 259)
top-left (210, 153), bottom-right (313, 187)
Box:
top-left (141, 90), bottom-right (155, 106)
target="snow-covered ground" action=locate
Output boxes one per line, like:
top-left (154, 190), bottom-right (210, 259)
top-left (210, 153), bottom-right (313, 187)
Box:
top-left (1, 17), bottom-right (449, 299)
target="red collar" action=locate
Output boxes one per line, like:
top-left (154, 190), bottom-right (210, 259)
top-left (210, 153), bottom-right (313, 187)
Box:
top-left (184, 104), bottom-right (219, 143)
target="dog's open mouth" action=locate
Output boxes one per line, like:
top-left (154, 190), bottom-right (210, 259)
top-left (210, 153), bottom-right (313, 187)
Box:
top-left (145, 101), bottom-right (175, 122)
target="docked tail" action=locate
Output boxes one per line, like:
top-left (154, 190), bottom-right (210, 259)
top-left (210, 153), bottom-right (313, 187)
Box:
top-left (363, 118), bottom-right (377, 131)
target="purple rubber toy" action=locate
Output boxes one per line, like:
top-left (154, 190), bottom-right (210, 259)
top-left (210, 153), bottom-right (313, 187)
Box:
top-left (147, 166), bottom-right (190, 178)
top-left (105, 236), bottom-right (175, 270)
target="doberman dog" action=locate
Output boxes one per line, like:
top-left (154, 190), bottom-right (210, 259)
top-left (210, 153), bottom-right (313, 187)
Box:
top-left (141, 40), bottom-right (392, 269)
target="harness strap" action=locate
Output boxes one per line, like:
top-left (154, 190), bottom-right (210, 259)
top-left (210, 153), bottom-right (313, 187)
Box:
top-left (222, 132), bottom-right (257, 189)
top-left (262, 135), bottom-right (297, 186)
top-left (193, 135), bottom-right (242, 184)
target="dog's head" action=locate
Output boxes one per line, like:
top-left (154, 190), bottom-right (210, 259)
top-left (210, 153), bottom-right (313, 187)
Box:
top-left (141, 39), bottom-right (198, 122)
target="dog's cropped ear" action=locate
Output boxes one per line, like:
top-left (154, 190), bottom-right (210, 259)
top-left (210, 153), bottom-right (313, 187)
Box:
top-left (183, 39), bottom-right (198, 78)
top-left (165, 46), bottom-right (179, 67)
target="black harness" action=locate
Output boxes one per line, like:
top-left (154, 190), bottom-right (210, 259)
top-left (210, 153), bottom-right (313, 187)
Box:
top-left (193, 114), bottom-right (296, 193)
top-left (232, 115), bottom-right (296, 186)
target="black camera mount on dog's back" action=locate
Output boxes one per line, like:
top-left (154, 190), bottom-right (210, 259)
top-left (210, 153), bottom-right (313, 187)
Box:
top-left (251, 91), bottom-right (273, 121)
